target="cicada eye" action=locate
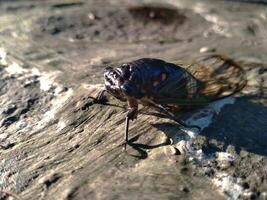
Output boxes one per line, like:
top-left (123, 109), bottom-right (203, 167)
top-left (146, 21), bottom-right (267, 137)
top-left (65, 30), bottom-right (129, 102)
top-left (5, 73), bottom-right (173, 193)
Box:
top-left (104, 66), bottom-right (113, 73)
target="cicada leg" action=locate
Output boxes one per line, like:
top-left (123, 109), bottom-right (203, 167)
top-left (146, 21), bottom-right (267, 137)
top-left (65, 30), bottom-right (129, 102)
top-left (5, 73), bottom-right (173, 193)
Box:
top-left (153, 104), bottom-right (201, 131)
top-left (124, 98), bottom-right (138, 150)
top-left (124, 116), bottom-right (130, 150)
top-left (94, 89), bottom-right (107, 103)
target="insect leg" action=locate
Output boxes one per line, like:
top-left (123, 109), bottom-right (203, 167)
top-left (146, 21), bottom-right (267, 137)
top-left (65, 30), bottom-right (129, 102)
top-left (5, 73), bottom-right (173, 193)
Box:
top-left (124, 116), bottom-right (129, 150)
top-left (124, 98), bottom-right (138, 150)
top-left (153, 104), bottom-right (201, 131)
top-left (94, 89), bottom-right (107, 103)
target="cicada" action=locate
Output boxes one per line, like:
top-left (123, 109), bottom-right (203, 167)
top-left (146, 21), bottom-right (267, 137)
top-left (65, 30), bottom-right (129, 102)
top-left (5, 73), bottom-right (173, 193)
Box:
top-left (103, 54), bottom-right (246, 149)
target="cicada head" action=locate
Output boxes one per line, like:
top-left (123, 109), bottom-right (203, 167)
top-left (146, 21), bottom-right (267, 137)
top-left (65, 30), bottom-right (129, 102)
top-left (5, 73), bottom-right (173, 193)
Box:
top-left (104, 65), bottom-right (131, 101)
top-left (104, 63), bottom-right (143, 101)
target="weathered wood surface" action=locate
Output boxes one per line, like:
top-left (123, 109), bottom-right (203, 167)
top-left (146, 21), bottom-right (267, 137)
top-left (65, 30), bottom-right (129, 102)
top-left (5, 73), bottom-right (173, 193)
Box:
top-left (0, 0), bottom-right (267, 199)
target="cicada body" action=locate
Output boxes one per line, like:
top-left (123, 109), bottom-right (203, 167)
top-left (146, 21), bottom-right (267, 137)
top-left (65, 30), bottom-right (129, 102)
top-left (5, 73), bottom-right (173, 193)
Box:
top-left (104, 54), bottom-right (246, 149)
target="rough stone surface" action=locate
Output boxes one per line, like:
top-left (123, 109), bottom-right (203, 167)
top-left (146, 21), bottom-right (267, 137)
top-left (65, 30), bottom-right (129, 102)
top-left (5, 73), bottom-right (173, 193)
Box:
top-left (0, 0), bottom-right (267, 200)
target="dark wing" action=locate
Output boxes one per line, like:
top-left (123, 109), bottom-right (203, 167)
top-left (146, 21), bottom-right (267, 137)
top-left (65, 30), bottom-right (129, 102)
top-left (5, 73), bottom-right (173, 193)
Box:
top-left (150, 54), bottom-right (247, 106)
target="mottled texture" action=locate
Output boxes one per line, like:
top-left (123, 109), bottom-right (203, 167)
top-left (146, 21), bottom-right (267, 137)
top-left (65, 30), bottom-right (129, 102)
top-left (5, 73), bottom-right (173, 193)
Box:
top-left (0, 0), bottom-right (267, 200)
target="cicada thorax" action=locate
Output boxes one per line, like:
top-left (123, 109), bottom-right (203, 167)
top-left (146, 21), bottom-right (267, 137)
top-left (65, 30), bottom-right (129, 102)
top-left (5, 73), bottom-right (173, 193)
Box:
top-left (123, 58), bottom-right (205, 109)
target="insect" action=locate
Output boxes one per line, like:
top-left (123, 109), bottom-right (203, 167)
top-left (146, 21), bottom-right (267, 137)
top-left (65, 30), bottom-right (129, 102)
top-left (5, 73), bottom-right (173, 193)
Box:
top-left (103, 54), bottom-right (246, 150)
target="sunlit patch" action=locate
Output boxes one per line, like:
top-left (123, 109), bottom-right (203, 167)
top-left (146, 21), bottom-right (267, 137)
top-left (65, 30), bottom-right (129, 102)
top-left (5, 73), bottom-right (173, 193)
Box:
top-left (161, 73), bottom-right (167, 81)
top-left (5, 62), bottom-right (27, 75)
top-left (0, 47), bottom-right (7, 65)
top-left (212, 172), bottom-right (243, 199)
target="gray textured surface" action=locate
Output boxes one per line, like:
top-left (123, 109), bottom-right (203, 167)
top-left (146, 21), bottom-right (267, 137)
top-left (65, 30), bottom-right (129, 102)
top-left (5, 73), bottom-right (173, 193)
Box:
top-left (0, 0), bottom-right (267, 199)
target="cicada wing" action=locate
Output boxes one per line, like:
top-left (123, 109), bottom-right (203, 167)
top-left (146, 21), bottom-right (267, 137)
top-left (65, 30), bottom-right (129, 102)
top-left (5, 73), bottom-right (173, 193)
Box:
top-left (153, 54), bottom-right (247, 106)
top-left (186, 54), bottom-right (247, 98)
